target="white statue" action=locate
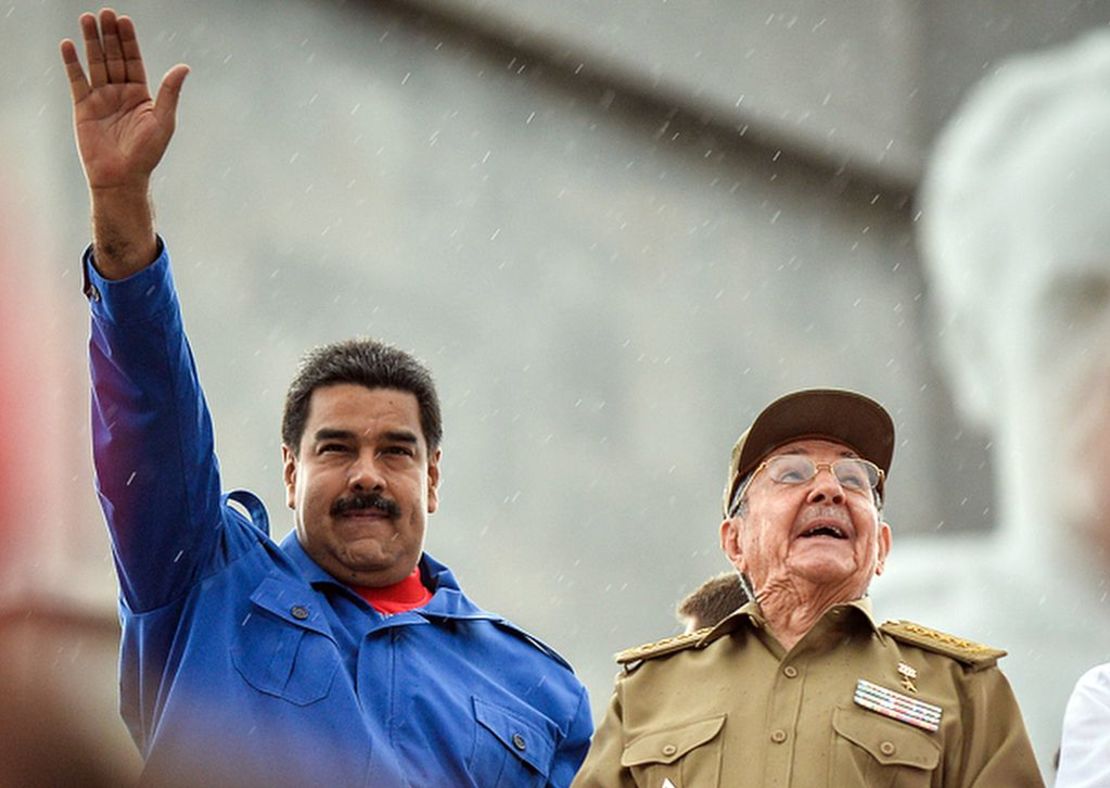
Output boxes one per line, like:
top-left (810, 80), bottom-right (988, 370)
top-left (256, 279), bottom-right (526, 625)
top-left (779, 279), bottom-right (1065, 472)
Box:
top-left (873, 31), bottom-right (1110, 774)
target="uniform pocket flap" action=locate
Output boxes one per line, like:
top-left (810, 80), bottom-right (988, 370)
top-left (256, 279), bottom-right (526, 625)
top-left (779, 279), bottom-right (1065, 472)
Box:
top-left (248, 574), bottom-right (334, 639)
top-left (833, 706), bottom-right (941, 770)
top-left (472, 695), bottom-right (557, 777)
top-left (620, 714), bottom-right (727, 767)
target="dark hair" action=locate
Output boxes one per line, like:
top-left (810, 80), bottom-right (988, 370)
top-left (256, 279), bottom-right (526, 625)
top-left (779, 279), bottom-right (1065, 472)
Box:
top-left (281, 338), bottom-right (442, 455)
top-left (676, 572), bottom-right (750, 631)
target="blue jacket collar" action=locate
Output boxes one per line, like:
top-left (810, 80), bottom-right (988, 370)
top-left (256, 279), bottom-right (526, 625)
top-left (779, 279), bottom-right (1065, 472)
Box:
top-left (278, 531), bottom-right (491, 621)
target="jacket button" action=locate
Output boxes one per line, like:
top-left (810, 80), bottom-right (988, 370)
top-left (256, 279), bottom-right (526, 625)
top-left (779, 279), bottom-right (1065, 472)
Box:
top-left (783, 665), bottom-right (798, 678)
top-left (512, 733), bottom-right (526, 751)
top-left (291, 605), bottom-right (309, 620)
top-left (771, 729), bottom-right (787, 743)
top-left (661, 744), bottom-right (677, 756)
top-left (880, 741), bottom-right (896, 756)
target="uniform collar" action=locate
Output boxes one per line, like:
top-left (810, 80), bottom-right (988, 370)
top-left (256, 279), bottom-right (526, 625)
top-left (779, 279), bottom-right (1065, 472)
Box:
top-left (703, 595), bottom-right (882, 645)
top-left (277, 533), bottom-right (572, 669)
top-left (279, 531), bottom-right (487, 620)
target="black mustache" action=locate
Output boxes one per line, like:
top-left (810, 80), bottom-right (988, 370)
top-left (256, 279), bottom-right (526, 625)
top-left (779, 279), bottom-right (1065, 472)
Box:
top-left (330, 492), bottom-right (401, 518)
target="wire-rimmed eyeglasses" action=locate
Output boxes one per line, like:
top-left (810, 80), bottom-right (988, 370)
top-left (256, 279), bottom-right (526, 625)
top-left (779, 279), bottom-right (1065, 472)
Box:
top-left (728, 455), bottom-right (884, 517)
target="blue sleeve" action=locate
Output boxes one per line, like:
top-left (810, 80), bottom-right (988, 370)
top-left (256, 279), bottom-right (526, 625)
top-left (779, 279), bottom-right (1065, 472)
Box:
top-left (551, 684), bottom-right (594, 787)
top-left (86, 241), bottom-right (225, 613)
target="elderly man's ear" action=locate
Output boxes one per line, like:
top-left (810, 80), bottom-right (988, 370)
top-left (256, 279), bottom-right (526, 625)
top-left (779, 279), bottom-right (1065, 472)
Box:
top-left (720, 516), bottom-right (745, 573)
top-left (875, 521), bottom-right (893, 576)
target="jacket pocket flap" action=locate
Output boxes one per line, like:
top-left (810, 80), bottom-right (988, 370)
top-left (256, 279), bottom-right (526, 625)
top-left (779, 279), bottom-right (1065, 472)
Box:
top-left (473, 695), bottom-right (557, 777)
top-left (248, 574), bottom-right (333, 639)
top-left (833, 706), bottom-right (941, 770)
top-left (621, 714), bottom-right (727, 767)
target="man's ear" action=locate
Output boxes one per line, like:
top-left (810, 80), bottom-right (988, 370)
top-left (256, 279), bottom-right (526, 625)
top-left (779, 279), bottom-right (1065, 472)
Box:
top-left (426, 447), bottom-right (442, 514)
top-left (720, 516), bottom-right (746, 573)
top-left (282, 445), bottom-right (298, 510)
top-left (874, 520), bottom-right (893, 576)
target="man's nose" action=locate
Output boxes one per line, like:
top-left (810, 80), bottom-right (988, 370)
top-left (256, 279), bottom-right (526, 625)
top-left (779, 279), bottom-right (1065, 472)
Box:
top-left (348, 452), bottom-right (386, 491)
top-left (806, 466), bottom-right (845, 505)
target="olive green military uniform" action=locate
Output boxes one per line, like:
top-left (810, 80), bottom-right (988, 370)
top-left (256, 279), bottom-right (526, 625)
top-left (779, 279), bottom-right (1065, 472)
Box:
top-left (573, 599), bottom-right (1043, 787)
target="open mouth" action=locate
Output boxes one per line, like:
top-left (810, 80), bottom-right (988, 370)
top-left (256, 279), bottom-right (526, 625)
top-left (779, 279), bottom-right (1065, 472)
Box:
top-left (799, 524), bottom-right (848, 539)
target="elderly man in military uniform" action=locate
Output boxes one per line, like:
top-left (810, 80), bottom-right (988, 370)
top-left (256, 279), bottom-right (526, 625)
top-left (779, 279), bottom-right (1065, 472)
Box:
top-left (573, 389), bottom-right (1043, 787)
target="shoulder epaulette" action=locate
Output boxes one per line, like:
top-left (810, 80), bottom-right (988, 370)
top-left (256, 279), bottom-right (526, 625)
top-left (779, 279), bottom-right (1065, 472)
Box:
top-left (881, 620), bottom-right (1006, 670)
top-left (615, 627), bottom-right (713, 666)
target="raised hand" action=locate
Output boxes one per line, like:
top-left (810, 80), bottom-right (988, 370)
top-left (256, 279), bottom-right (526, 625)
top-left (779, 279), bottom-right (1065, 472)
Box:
top-left (61, 8), bottom-right (188, 191)
top-left (60, 8), bottom-right (189, 276)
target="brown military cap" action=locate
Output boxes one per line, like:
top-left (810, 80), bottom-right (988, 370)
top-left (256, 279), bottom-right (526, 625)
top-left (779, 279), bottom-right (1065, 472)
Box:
top-left (722, 389), bottom-right (895, 515)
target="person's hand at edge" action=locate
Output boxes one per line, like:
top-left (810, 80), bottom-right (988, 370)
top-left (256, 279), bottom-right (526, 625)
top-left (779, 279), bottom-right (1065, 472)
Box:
top-left (60, 7), bottom-right (189, 278)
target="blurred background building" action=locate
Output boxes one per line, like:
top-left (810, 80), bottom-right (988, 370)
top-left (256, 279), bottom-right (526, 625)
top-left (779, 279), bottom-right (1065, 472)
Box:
top-left (4, 0), bottom-right (1108, 780)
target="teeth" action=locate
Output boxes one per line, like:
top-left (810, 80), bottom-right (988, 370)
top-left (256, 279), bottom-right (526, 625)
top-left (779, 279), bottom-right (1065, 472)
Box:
top-left (803, 525), bottom-right (845, 538)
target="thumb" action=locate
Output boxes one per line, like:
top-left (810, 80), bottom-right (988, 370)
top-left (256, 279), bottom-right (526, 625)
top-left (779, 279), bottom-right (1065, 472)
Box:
top-left (154, 64), bottom-right (190, 128)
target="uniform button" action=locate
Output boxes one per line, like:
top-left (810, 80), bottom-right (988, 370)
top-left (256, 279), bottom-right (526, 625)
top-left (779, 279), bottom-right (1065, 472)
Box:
top-left (880, 741), bottom-right (896, 756)
top-left (783, 665), bottom-right (798, 678)
top-left (512, 733), bottom-right (526, 751)
top-left (661, 744), bottom-right (677, 756)
top-left (770, 729), bottom-right (787, 744)
top-left (85, 284), bottom-right (101, 302)
top-left (290, 605), bottom-right (309, 620)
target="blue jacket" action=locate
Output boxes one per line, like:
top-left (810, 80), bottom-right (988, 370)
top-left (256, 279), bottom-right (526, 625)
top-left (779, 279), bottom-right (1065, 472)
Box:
top-left (84, 245), bottom-right (592, 786)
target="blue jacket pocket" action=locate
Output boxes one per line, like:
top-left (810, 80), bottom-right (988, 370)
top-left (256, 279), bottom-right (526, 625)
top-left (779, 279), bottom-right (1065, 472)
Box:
top-left (469, 694), bottom-right (558, 786)
top-left (231, 577), bottom-right (340, 706)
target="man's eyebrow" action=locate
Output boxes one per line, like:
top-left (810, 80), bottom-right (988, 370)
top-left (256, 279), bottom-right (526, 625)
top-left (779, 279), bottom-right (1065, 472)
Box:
top-left (776, 445), bottom-right (858, 458)
top-left (313, 428), bottom-right (358, 442)
top-left (313, 428), bottom-right (419, 444)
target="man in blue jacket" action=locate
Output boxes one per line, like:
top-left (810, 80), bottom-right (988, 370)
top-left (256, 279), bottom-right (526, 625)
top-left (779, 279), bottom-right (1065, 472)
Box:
top-left (60, 9), bottom-right (591, 786)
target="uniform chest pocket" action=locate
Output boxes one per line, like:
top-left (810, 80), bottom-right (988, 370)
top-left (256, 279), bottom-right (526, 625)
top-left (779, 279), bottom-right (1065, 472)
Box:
top-left (831, 705), bottom-right (941, 788)
top-left (621, 714), bottom-right (726, 787)
top-left (468, 695), bottom-right (559, 787)
top-left (231, 611), bottom-right (340, 706)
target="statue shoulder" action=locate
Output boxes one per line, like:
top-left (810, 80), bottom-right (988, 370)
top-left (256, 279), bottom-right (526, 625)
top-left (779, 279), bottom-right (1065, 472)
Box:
top-left (881, 619), bottom-right (1006, 671)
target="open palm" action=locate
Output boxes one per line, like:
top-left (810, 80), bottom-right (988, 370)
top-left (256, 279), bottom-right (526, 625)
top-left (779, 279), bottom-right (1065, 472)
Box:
top-left (60, 9), bottom-right (188, 191)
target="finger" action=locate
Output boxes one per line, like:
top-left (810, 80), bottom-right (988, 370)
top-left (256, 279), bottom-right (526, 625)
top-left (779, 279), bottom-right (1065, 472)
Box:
top-left (153, 64), bottom-right (190, 128)
top-left (116, 16), bottom-right (148, 86)
top-left (79, 12), bottom-right (107, 88)
top-left (59, 39), bottom-right (91, 104)
top-left (98, 8), bottom-right (126, 84)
